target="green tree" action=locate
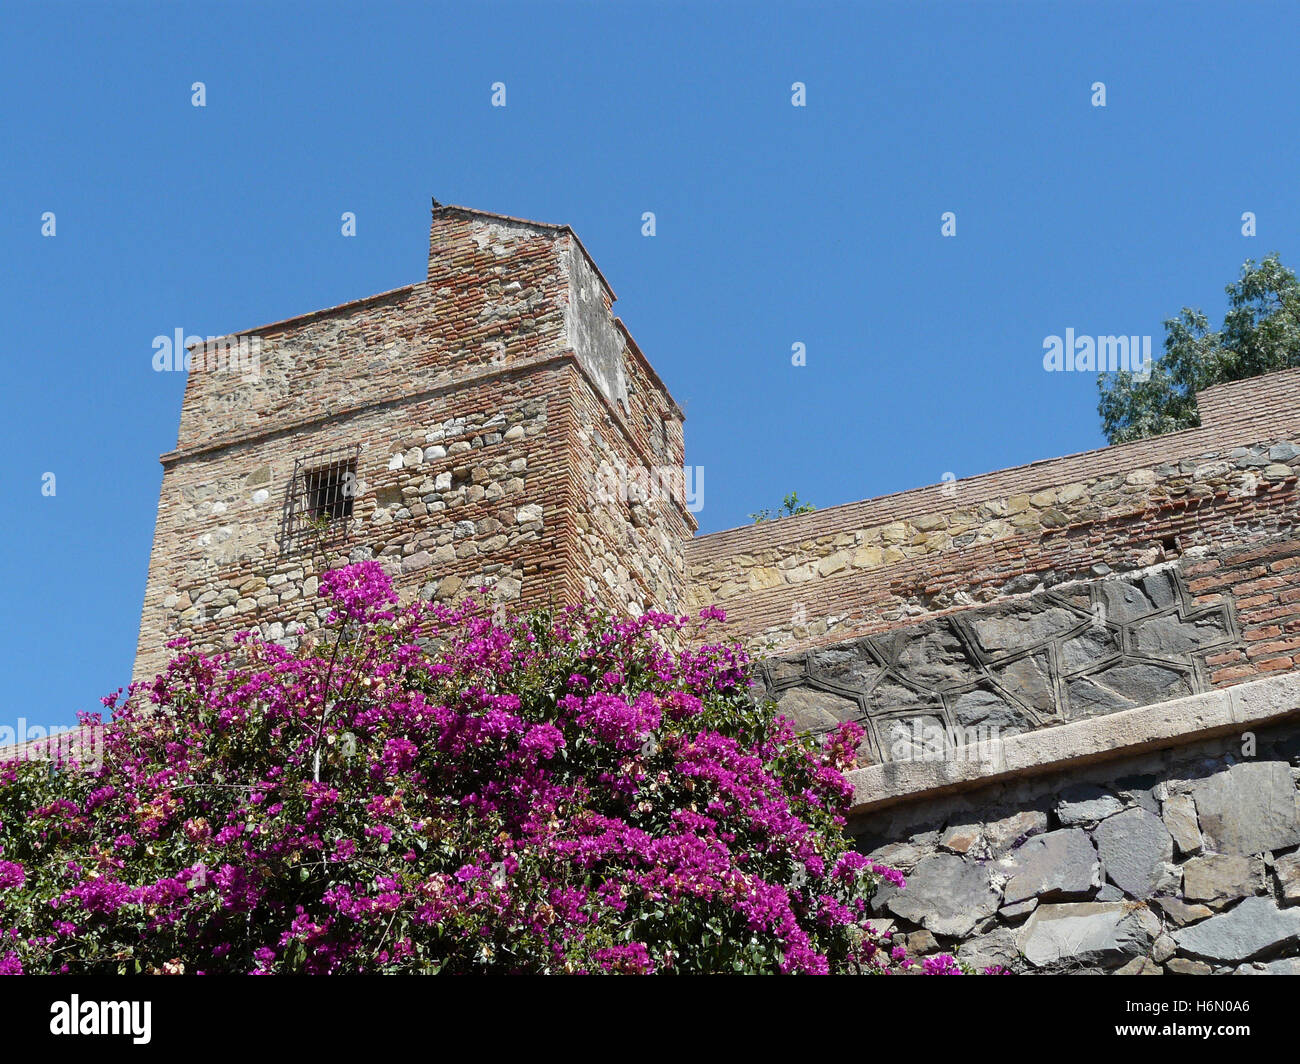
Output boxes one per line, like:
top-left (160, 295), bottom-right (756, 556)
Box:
top-left (1098, 253), bottom-right (1300, 443)
top-left (750, 492), bottom-right (816, 523)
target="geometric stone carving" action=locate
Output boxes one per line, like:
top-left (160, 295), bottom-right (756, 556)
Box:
top-left (760, 565), bottom-right (1239, 763)
top-left (774, 686), bottom-right (859, 733)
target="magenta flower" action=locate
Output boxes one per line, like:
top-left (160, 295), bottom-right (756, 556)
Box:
top-left (0, 862), bottom-right (25, 892)
top-left (0, 563), bottom-right (966, 976)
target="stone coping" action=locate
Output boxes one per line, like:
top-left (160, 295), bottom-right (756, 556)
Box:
top-left (846, 671), bottom-right (1300, 817)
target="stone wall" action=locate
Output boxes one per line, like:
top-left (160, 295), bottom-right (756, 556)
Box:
top-left (852, 718), bottom-right (1300, 974)
top-left (724, 385), bottom-right (1300, 974)
top-left (136, 371), bottom-right (564, 678)
top-left (571, 339), bottom-right (695, 615)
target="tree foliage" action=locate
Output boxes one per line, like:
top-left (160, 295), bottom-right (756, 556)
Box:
top-left (1098, 253), bottom-right (1300, 443)
top-left (750, 492), bottom-right (816, 524)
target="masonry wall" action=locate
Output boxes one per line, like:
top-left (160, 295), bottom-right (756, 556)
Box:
top-left (852, 718), bottom-right (1300, 975)
top-left (690, 369), bottom-right (1300, 654)
top-left (570, 326), bottom-right (694, 615)
top-left (137, 367), bottom-right (561, 678)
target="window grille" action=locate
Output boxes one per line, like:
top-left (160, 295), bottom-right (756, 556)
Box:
top-left (278, 445), bottom-right (360, 555)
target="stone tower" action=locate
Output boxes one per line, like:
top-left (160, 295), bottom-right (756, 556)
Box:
top-left (134, 203), bottom-right (696, 680)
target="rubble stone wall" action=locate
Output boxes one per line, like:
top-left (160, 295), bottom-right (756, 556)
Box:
top-left (851, 718), bottom-right (1300, 975)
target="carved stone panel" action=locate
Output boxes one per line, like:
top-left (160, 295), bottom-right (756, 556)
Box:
top-left (757, 567), bottom-right (1239, 765)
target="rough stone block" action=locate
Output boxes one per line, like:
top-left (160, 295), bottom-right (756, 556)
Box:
top-left (1191, 762), bottom-right (1300, 856)
top-left (1055, 785), bottom-right (1124, 826)
top-left (1001, 828), bottom-right (1100, 905)
top-left (1182, 854), bottom-right (1264, 907)
top-left (1274, 850), bottom-right (1300, 905)
top-left (883, 853), bottom-right (1001, 938)
top-left (1161, 793), bottom-right (1203, 856)
top-left (1172, 896), bottom-right (1300, 963)
top-left (1095, 807), bottom-right (1173, 898)
top-left (1018, 902), bottom-right (1158, 969)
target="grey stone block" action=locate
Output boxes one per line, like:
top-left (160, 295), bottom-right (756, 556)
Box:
top-left (1275, 851), bottom-right (1300, 906)
top-left (1095, 807), bottom-right (1173, 899)
top-left (883, 853), bottom-right (1001, 938)
top-left (1161, 793), bottom-right (1203, 856)
top-left (1001, 828), bottom-right (1100, 905)
top-left (957, 927), bottom-right (1020, 972)
top-left (1018, 902), bottom-right (1158, 969)
top-left (1056, 785), bottom-right (1124, 825)
top-left (984, 809), bottom-right (1048, 854)
top-left (1191, 762), bottom-right (1300, 856)
top-left (1172, 896), bottom-right (1300, 963)
top-left (1154, 896), bottom-right (1214, 926)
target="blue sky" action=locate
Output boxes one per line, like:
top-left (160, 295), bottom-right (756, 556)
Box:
top-left (3, 0), bottom-right (1299, 727)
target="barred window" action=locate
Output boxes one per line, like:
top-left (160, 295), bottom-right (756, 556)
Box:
top-left (279, 445), bottom-right (359, 554)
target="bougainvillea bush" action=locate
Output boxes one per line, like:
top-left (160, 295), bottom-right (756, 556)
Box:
top-left (0, 561), bottom-right (983, 975)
